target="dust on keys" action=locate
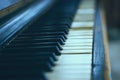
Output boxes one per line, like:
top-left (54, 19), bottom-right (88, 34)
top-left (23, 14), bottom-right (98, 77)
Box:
top-left (46, 0), bottom-right (95, 80)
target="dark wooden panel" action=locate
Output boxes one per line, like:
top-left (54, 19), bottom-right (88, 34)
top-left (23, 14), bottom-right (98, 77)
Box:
top-left (92, 2), bottom-right (105, 80)
top-left (0, 0), bottom-right (33, 18)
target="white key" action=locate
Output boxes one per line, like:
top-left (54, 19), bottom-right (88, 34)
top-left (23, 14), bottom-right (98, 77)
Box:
top-left (74, 14), bottom-right (94, 21)
top-left (68, 36), bottom-right (93, 39)
top-left (57, 54), bottom-right (92, 64)
top-left (61, 50), bottom-right (92, 54)
top-left (65, 39), bottom-right (93, 43)
top-left (71, 22), bottom-right (94, 28)
top-left (52, 65), bottom-right (91, 70)
top-left (63, 46), bottom-right (92, 50)
top-left (68, 33), bottom-right (93, 36)
top-left (69, 30), bottom-right (93, 33)
top-left (69, 30), bottom-right (93, 32)
top-left (65, 42), bottom-right (92, 45)
top-left (68, 32), bottom-right (93, 36)
top-left (76, 9), bottom-right (95, 14)
top-left (79, 0), bottom-right (95, 9)
top-left (46, 73), bottom-right (91, 80)
top-left (64, 43), bottom-right (92, 46)
top-left (46, 54), bottom-right (92, 80)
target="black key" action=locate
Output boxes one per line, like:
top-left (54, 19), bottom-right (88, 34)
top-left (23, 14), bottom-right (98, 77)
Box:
top-left (6, 42), bottom-right (63, 50)
top-left (35, 25), bottom-right (70, 29)
top-left (11, 38), bottom-right (64, 45)
top-left (0, 59), bottom-right (52, 71)
top-left (2, 46), bottom-right (61, 55)
top-left (18, 32), bottom-right (67, 39)
top-left (16, 35), bottom-right (66, 42)
top-left (1, 52), bottom-right (57, 61)
top-left (23, 28), bottom-right (69, 34)
top-left (0, 55), bottom-right (55, 66)
top-left (0, 52), bottom-right (57, 61)
top-left (29, 24), bottom-right (70, 30)
top-left (37, 18), bottom-right (72, 27)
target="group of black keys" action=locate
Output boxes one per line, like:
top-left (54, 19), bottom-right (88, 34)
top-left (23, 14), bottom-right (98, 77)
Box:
top-left (0, 0), bottom-right (80, 80)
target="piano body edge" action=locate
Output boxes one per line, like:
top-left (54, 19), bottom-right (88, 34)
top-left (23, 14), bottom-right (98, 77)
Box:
top-left (100, 3), bottom-right (112, 80)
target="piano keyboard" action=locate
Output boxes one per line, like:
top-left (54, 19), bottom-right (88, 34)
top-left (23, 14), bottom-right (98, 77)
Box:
top-left (0, 0), bottom-right (95, 80)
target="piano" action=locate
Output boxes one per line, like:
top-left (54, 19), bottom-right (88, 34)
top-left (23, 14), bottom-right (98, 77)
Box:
top-left (0, 0), bottom-right (111, 80)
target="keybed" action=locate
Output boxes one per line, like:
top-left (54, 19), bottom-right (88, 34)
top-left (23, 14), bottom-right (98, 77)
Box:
top-left (46, 0), bottom-right (95, 80)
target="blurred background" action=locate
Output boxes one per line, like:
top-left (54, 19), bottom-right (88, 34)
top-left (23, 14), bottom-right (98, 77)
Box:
top-left (103, 0), bottom-right (120, 80)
